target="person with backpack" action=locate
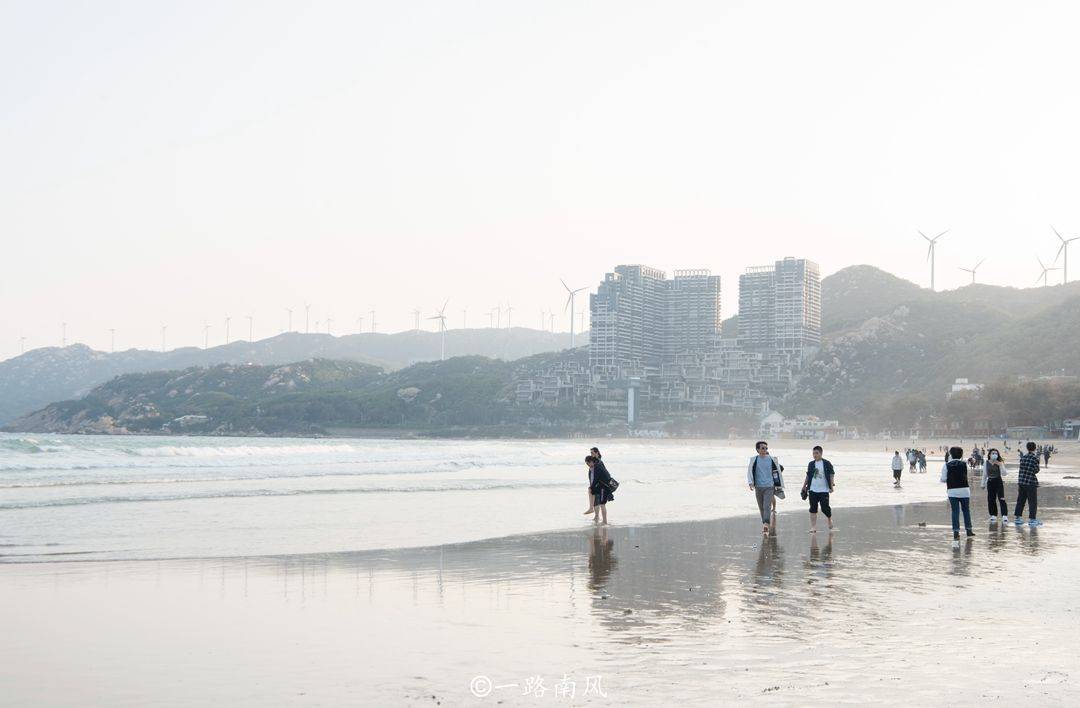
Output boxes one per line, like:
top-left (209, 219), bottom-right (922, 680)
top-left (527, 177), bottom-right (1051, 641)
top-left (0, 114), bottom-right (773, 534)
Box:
top-left (747, 441), bottom-right (785, 535)
top-left (981, 448), bottom-right (1009, 524)
top-left (941, 446), bottom-right (975, 541)
top-left (801, 445), bottom-right (835, 533)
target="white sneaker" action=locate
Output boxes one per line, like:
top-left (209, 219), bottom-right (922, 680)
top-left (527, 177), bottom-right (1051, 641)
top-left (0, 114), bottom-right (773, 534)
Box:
top-left (1002, 516), bottom-right (1009, 523)
top-left (988, 516), bottom-right (997, 524)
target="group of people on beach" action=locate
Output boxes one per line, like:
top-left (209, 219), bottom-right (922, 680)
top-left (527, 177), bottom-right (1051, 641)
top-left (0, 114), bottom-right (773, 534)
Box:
top-left (582, 438), bottom-right (1049, 541)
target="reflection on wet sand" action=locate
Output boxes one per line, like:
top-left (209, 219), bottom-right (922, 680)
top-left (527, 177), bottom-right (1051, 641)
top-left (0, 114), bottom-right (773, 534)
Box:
top-left (3, 485), bottom-right (1079, 706)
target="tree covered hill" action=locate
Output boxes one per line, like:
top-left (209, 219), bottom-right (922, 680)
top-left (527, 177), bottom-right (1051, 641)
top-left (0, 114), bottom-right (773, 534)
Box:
top-left (786, 267), bottom-right (1080, 424)
top-left (0, 328), bottom-right (585, 426)
top-left (5, 352), bottom-right (596, 437)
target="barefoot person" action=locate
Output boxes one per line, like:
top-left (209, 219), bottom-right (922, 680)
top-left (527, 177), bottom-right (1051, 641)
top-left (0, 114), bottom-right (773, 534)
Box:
top-left (801, 445), bottom-right (835, 533)
top-left (941, 446), bottom-right (974, 541)
top-left (584, 447), bottom-right (612, 517)
top-left (747, 441), bottom-right (784, 535)
top-left (585, 455), bottom-right (614, 524)
top-left (980, 448), bottom-right (1009, 525)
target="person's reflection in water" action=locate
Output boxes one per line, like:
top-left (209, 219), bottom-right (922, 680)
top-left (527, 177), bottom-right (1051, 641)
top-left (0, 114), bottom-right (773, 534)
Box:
top-left (753, 536), bottom-right (784, 589)
top-left (587, 526), bottom-right (617, 594)
top-left (949, 534), bottom-right (974, 575)
top-left (808, 531), bottom-right (834, 569)
top-left (986, 518), bottom-right (1009, 552)
top-left (892, 504), bottom-right (906, 527)
top-left (1019, 527), bottom-right (1041, 556)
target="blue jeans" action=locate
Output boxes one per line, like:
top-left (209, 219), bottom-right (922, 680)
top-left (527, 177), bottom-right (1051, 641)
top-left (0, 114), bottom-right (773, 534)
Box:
top-left (949, 496), bottom-right (972, 532)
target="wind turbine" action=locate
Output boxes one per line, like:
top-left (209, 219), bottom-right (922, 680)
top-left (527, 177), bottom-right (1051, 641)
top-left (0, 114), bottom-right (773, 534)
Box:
top-left (427, 300), bottom-right (449, 360)
top-left (20, 336), bottom-right (26, 355)
top-left (958, 258), bottom-right (986, 285)
top-left (561, 279), bottom-right (587, 347)
top-left (369, 310), bottom-right (376, 333)
top-left (286, 308), bottom-right (293, 332)
top-left (355, 314), bottom-right (364, 334)
top-left (1053, 226), bottom-right (1079, 284)
top-left (225, 316), bottom-right (231, 344)
top-left (109, 328), bottom-right (115, 353)
top-left (304, 303), bottom-right (312, 334)
top-left (505, 303), bottom-right (513, 329)
top-left (412, 309), bottom-right (421, 331)
top-left (540, 310), bottom-right (546, 330)
top-left (462, 308), bottom-right (467, 330)
top-left (918, 229), bottom-right (948, 291)
top-left (549, 313), bottom-right (555, 331)
top-left (161, 325), bottom-right (167, 352)
top-left (488, 310), bottom-right (495, 328)
top-left (326, 315), bottom-right (333, 335)
top-left (203, 322), bottom-right (211, 349)
top-left (494, 304), bottom-right (502, 329)
top-left (1036, 257), bottom-right (1059, 287)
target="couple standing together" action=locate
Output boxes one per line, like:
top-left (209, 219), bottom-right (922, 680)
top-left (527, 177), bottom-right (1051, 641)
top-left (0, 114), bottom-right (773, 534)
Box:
top-left (747, 441), bottom-right (835, 535)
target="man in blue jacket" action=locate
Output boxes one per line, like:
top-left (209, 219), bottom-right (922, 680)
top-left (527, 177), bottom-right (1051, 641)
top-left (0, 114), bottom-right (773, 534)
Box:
top-left (801, 445), bottom-right (835, 533)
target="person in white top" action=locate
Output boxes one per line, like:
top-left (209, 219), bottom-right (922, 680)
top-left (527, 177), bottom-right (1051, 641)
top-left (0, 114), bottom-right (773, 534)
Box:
top-left (801, 445), bottom-right (835, 533)
top-left (940, 445), bottom-right (974, 541)
top-left (890, 451), bottom-right (903, 488)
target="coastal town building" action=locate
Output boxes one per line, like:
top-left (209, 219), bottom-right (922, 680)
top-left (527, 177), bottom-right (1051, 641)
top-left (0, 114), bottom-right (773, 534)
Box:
top-left (738, 257), bottom-right (821, 362)
top-left (516, 257), bottom-right (823, 424)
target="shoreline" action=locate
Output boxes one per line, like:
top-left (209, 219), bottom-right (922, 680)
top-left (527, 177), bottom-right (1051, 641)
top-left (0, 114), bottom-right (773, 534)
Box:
top-left (4, 489), bottom-right (1080, 705)
top-left (5, 479), bottom-right (1078, 569)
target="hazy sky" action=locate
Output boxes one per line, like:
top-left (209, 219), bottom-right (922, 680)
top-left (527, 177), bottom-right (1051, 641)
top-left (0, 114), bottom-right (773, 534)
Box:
top-left (4, 1), bottom-right (1080, 359)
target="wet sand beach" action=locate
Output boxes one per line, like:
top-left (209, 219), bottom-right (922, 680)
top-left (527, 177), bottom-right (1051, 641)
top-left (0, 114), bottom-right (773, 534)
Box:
top-left (3, 482), bottom-right (1079, 706)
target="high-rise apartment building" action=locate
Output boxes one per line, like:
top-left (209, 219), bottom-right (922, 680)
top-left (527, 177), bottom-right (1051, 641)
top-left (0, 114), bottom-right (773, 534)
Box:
top-left (738, 257), bottom-right (821, 360)
top-left (589, 265), bottom-right (721, 386)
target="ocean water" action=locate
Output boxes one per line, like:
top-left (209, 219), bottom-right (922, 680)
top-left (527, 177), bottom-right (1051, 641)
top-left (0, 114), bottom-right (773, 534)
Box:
top-left (0, 433), bottom-right (1005, 563)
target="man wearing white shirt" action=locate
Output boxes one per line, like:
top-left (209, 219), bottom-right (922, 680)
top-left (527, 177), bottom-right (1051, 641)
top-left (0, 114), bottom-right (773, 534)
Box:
top-left (801, 445), bottom-right (835, 533)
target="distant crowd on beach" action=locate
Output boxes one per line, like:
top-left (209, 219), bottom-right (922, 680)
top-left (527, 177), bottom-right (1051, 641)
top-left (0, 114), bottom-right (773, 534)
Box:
top-left (581, 439), bottom-right (1056, 542)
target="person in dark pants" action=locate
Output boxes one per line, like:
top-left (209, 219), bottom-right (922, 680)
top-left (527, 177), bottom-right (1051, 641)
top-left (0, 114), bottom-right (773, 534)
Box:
top-left (1015, 441), bottom-right (1042, 527)
top-left (980, 448), bottom-right (1009, 524)
top-left (801, 445), bottom-right (835, 533)
top-left (940, 446), bottom-right (974, 541)
top-left (584, 455), bottom-right (613, 524)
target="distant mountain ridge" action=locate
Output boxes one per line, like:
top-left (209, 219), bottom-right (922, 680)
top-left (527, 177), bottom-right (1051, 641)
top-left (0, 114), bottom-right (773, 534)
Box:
top-left (5, 264), bottom-right (1080, 430)
top-left (0, 328), bottom-right (585, 425)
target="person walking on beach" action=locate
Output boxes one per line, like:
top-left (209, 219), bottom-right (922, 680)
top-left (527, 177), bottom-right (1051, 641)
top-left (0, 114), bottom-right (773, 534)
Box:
top-left (891, 451), bottom-right (903, 488)
top-left (1014, 442), bottom-right (1042, 527)
top-left (981, 448), bottom-right (1009, 524)
top-left (941, 446), bottom-right (974, 541)
top-left (801, 445), bottom-right (835, 533)
top-left (1042, 444), bottom-right (1052, 467)
top-left (584, 447), bottom-right (611, 514)
top-left (917, 449), bottom-right (927, 474)
top-left (584, 455), bottom-right (614, 524)
top-left (907, 449), bottom-right (917, 474)
top-left (748, 441), bottom-right (784, 535)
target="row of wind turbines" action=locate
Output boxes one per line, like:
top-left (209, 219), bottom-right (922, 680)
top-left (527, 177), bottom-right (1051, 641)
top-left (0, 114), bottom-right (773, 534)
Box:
top-left (920, 227), bottom-right (1078, 289)
top-left (412, 279), bottom-right (589, 361)
top-left (30, 280), bottom-right (592, 360)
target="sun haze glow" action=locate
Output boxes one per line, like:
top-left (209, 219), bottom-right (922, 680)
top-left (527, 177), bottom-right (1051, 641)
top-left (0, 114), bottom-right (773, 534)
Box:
top-left (4, 0), bottom-right (1080, 358)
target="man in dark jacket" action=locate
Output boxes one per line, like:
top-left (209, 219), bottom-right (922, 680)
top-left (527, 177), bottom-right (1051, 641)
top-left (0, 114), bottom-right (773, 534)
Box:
top-left (801, 445), bottom-right (835, 533)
